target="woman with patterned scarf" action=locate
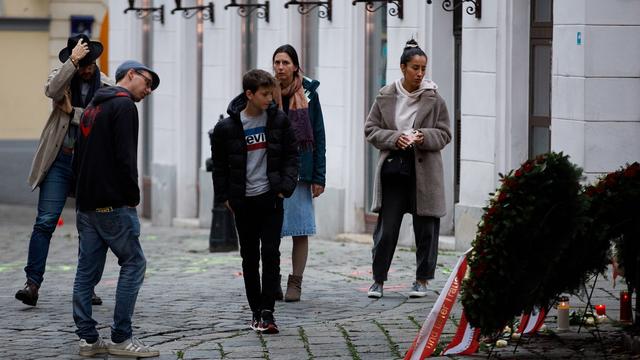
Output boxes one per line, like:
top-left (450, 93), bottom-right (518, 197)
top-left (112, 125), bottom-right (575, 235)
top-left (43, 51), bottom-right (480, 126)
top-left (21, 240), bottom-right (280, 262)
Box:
top-left (272, 45), bottom-right (326, 302)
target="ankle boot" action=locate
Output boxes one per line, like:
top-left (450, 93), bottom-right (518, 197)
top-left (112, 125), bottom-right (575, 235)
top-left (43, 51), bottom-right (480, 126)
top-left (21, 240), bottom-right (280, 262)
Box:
top-left (284, 274), bottom-right (303, 302)
top-left (275, 274), bottom-right (283, 301)
top-left (15, 281), bottom-right (39, 306)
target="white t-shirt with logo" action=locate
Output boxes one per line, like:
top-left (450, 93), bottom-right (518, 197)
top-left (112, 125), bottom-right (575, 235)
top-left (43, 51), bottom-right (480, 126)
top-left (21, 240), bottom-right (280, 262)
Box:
top-left (241, 110), bottom-right (270, 196)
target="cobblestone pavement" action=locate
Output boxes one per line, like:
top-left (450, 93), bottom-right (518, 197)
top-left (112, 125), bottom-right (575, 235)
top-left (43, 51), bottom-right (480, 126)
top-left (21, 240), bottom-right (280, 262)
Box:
top-left (0, 204), bottom-right (635, 359)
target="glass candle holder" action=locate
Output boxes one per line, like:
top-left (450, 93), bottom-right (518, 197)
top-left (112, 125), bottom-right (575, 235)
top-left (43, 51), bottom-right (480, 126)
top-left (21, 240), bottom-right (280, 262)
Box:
top-left (595, 304), bottom-right (606, 316)
top-left (620, 290), bottom-right (632, 323)
top-left (557, 296), bottom-right (570, 331)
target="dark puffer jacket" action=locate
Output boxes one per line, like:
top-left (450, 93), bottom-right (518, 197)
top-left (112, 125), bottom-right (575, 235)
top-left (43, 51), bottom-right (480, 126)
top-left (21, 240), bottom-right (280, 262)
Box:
top-left (211, 93), bottom-right (299, 204)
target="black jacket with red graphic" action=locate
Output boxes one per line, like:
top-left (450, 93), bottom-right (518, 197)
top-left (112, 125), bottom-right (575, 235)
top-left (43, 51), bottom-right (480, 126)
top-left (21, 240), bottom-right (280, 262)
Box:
top-left (73, 86), bottom-right (140, 211)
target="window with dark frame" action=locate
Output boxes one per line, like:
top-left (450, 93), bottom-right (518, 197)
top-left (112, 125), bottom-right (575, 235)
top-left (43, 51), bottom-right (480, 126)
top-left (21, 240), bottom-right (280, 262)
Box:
top-left (529, 0), bottom-right (553, 158)
top-left (364, 6), bottom-right (387, 233)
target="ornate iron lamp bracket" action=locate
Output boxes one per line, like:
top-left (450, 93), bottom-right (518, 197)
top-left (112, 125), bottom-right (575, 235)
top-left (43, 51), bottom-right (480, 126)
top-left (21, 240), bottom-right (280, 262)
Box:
top-left (124, 0), bottom-right (165, 25)
top-left (284, 0), bottom-right (332, 22)
top-left (224, 1), bottom-right (270, 23)
top-left (171, 0), bottom-right (215, 23)
top-left (351, 0), bottom-right (403, 19)
top-left (426, 0), bottom-right (481, 19)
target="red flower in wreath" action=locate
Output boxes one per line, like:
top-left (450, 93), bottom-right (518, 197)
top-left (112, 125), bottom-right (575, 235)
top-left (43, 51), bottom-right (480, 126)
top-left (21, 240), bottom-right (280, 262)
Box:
top-left (488, 206), bottom-right (498, 216)
top-left (624, 163), bottom-right (639, 178)
top-left (523, 162), bottom-right (534, 173)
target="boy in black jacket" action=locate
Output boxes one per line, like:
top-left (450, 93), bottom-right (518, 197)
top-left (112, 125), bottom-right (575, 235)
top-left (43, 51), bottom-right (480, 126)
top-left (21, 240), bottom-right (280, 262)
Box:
top-left (212, 69), bottom-right (298, 334)
top-left (72, 60), bottom-right (160, 357)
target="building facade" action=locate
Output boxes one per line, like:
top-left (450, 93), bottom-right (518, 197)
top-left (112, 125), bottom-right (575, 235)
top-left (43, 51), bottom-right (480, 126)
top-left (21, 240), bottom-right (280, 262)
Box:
top-left (103, 0), bottom-right (639, 249)
top-left (0, 0), bottom-right (108, 205)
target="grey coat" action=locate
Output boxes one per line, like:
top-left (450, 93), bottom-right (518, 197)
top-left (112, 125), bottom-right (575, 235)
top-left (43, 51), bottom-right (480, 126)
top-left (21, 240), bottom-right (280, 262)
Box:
top-left (365, 83), bottom-right (452, 217)
top-left (28, 59), bottom-right (113, 190)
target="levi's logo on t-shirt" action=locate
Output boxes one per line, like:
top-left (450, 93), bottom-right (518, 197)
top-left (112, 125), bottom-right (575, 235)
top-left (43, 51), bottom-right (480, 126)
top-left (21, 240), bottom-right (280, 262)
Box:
top-left (245, 126), bottom-right (267, 151)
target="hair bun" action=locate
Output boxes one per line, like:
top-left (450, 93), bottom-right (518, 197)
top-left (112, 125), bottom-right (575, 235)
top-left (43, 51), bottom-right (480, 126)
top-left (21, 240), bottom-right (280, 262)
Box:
top-left (404, 39), bottom-right (420, 50)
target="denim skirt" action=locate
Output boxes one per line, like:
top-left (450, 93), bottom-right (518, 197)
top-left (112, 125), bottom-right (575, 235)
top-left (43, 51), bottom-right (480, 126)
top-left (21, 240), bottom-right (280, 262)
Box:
top-left (281, 182), bottom-right (316, 237)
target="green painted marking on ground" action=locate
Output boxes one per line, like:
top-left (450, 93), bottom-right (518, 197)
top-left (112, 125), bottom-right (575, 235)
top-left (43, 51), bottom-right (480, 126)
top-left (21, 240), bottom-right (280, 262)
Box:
top-left (0, 261), bottom-right (25, 273)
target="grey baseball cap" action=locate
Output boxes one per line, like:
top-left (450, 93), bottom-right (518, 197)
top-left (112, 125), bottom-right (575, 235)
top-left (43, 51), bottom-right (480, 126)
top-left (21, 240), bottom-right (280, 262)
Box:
top-left (115, 60), bottom-right (160, 90)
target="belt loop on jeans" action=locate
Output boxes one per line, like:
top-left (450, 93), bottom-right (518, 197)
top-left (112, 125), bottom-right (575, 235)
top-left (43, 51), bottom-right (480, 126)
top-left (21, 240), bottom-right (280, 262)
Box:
top-left (95, 206), bottom-right (114, 213)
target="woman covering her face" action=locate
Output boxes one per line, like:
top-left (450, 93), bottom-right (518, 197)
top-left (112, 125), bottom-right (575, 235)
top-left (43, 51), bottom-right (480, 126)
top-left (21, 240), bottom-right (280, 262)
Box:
top-left (272, 45), bottom-right (326, 302)
top-left (364, 39), bottom-right (452, 299)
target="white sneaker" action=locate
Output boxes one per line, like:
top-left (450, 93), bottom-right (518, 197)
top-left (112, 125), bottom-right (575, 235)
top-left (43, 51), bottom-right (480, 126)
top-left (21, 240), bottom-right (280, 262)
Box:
top-left (78, 336), bottom-right (108, 357)
top-left (409, 281), bottom-right (428, 298)
top-left (367, 282), bottom-right (383, 298)
top-left (108, 336), bottom-right (160, 357)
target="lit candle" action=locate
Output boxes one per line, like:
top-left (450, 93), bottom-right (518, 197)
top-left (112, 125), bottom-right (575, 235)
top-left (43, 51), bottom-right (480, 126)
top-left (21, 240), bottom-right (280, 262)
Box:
top-left (557, 296), bottom-right (570, 331)
top-left (595, 304), bottom-right (606, 316)
top-left (620, 290), bottom-right (632, 322)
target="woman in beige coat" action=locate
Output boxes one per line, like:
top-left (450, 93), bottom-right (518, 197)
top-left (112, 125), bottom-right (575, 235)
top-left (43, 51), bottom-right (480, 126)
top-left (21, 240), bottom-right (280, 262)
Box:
top-left (364, 39), bottom-right (451, 299)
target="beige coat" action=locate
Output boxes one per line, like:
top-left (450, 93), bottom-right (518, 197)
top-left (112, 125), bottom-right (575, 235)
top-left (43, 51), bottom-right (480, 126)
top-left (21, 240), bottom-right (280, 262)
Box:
top-left (365, 83), bottom-right (452, 217)
top-left (28, 60), bottom-right (113, 190)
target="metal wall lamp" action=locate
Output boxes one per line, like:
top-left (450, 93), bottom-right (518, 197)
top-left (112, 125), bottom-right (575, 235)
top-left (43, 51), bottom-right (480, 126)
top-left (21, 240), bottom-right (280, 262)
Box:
top-left (284, 0), bottom-right (332, 22)
top-left (171, 0), bottom-right (215, 23)
top-left (224, 0), bottom-right (270, 23)
top-left (426, 0), bottom-right (481, 19)
top-left (124, 0), bottom-right (165, 25)
top-left (351, 0), bottom-right (403, 20)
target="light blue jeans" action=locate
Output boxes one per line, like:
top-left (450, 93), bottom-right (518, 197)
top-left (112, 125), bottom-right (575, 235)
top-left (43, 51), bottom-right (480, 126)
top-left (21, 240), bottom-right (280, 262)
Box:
top-left (73, 207), bottom-right (146, 343)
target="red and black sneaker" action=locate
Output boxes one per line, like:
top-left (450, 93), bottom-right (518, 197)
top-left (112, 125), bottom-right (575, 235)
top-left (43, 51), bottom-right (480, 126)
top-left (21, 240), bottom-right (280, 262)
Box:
top-left (250, 311), bottom-right (263, 331)
top-left (260, 310), bottom-right (279, 334)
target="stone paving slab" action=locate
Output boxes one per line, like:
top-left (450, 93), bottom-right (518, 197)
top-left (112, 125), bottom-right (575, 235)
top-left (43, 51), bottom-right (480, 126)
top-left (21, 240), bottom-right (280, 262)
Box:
top-left (0, 204), bottom-right (636, 359)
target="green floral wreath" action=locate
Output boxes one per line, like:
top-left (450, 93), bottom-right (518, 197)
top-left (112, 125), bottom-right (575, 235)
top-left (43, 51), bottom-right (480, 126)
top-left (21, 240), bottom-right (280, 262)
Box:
top-left (586, 162), bottom-right (640, 290)
top-left (460, 152), bottom-right (587, 335)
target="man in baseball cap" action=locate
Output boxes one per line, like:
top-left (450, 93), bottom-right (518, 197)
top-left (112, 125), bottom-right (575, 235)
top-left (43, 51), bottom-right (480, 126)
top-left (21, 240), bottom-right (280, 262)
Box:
top-left (71, 60), bottom-right (160, 357)
top-left (115, 60), bottom-right (160, 91)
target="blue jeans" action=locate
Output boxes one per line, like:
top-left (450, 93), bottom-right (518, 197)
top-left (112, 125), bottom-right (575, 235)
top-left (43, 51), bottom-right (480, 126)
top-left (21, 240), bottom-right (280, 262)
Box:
top-left (24, 151), bottom-right (72, 286)
top-left (73, 207), bottom-right (146, 343)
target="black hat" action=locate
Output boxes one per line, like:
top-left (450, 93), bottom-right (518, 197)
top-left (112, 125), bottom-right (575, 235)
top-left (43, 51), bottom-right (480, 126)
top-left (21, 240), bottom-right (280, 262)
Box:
top-left (58, 34), bottom-right (103, 67)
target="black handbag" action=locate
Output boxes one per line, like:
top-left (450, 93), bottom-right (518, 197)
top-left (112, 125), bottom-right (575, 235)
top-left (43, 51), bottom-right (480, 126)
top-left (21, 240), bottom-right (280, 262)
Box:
top-left (381, 150), bottom-right (413, 177)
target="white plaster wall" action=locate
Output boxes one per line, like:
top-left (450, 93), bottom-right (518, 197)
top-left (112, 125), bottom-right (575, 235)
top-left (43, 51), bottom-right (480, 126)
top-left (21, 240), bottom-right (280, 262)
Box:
top-left (551, 0), bottom-right (640, 178)
top-left (342, 4), bottom-right (366, 234)
top-left (199, 0), bottom-right (245, 227)
top-left (255, 0), bottom-right (297, 72)
top-left (424, 2), bottom-right (455, 235)
top-left (455, 0), bottom-right (531, 250)
top-left (319, 1), bottom-right (365, 234)
top-left (174, 1), bottom-right (199, 220)
top-left (108, 0), bottom-right (145, 211)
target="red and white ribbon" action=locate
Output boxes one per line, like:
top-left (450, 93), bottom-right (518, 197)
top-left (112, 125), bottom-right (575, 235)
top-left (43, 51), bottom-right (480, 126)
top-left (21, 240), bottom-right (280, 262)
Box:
top-left (441, 311), bottom-right (481, 355)
top-left (404, 250), bottom-right (470, 360)
top-left (516, 307), bottom-right (547, 335)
